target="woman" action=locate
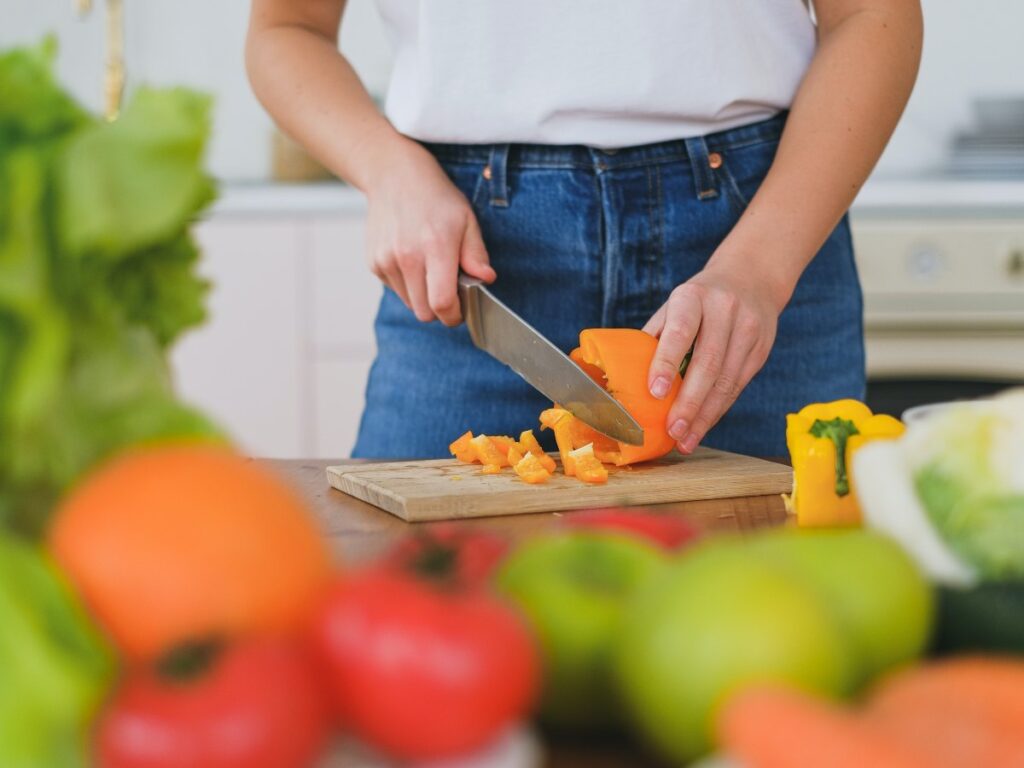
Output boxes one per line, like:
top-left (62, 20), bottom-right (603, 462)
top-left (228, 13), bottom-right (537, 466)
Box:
top-left (246, 1), bottom-right (923, 458)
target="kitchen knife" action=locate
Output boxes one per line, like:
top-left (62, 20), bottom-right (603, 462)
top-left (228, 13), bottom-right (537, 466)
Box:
top-left (458, 274), bottom-right (644, 446)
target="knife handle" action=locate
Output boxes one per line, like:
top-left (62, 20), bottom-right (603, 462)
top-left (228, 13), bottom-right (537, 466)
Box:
top-left (457, 273), bottom-right (486, 347)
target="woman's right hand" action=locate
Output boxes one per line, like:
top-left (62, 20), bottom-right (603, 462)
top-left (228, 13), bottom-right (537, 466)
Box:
top-left (365, 141), bottom-right (496, 326)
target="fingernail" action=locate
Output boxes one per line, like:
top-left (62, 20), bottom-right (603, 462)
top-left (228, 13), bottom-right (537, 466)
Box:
top-left (650, 377), bottom-right (670, 399)
top-left (669, 419), bottom-right (688, 441)
top-left (682, 433), bottom-right (700, 453)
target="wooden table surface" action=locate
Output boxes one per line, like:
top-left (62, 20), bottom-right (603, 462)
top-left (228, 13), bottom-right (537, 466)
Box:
top-left (266, 459), bottom-right (790, 768)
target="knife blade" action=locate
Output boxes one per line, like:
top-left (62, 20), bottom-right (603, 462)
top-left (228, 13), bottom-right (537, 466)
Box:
top-left (458, 274), bottom-right (644, 446)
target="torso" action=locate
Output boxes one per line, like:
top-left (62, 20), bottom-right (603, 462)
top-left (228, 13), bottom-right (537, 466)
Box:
top-left (373, 0), bottom-right (817, 147)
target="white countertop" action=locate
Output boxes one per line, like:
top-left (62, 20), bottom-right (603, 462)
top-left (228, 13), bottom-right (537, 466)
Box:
top-left (209, 177), bottom-right (1024, 218)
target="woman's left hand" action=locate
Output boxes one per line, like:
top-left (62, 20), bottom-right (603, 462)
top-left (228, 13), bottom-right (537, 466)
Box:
top-left (643, 260), bottom-right (787, 454)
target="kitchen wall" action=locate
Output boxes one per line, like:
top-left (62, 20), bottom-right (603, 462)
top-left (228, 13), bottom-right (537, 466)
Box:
top-left (0, 0), bottom-right (392, 180)
top-left (3, 1), bottom-right (1023, 180)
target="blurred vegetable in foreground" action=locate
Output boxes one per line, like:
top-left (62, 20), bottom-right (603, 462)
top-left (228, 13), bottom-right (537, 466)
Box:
top-left (0, 533), bottom-right (113, 768)
top-left (498, 532), bottom-right (666, 732)
top-left (613, 528), bottom-right (932, 764)
top-left (311, 563), bottom-right (539, 761)
top-left (96, 637), bottom-right (331, 768)
top-left (380, 524), bottom-right (511, 588)
top-left (50, 444), bottom-right (333, 662)
top-left (560, 507), bottom-right (702, 550)
top-left (0, 40), bottom-right (221, 537)
top-left (718, 657), bottom-right (1024, 768)
top-left (856, 388), bottom-right (1024, 584)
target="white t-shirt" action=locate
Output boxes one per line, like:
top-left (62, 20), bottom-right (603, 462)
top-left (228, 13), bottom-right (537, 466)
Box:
top-left (373, 1), bottom-right (817, 148)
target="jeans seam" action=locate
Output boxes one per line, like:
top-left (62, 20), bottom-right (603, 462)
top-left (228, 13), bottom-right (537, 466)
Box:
top-left (717, 161), bottom-right (752, 214)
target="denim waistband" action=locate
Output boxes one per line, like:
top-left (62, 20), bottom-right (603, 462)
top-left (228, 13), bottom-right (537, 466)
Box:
top-left (422, 111), bottom-right (787, 171)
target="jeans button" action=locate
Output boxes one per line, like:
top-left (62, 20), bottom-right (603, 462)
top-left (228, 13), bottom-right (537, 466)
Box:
top-left (708, 152), bottom-right (723, 169)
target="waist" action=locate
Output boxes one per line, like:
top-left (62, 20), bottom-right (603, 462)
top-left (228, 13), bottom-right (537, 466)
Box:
top-left (421, 112), bottom-right (787, 171)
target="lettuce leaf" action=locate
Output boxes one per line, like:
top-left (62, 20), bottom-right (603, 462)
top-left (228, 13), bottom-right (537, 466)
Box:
top-left (0, 41), bottom-right (222, 537)
top-left (0, 534), bottom-right (113, 768)
top-left (57, 86), bottom-right (216, 261)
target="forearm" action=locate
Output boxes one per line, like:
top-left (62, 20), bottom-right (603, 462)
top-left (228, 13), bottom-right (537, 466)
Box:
top-left (709, 0), bottom-right (923, 309)
top-left (245, 2), bottom-right (415, 192)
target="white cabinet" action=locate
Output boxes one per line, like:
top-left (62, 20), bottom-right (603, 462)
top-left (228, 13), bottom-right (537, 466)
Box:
top-left (170, 190), bottom-right (381, 459)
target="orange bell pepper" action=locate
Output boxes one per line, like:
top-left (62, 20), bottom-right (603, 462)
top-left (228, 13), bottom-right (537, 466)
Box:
top-left (570, 328), bottom-right (681, 465)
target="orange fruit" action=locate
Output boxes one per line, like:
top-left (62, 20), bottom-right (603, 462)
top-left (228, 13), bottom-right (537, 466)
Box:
top-left (49, 444), bottom-right (333, 661)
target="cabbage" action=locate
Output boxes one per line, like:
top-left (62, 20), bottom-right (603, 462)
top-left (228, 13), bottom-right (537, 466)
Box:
top-left (906, 390), bottom-right (1024, 579)
top-left (0, 41), bottom-right (222, 536)
top-left (855, 389), bottom-right (1024, 584)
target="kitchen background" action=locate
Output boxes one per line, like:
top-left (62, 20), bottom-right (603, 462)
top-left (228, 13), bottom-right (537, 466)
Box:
top-left (5, 0), bottom-right (1024, 458)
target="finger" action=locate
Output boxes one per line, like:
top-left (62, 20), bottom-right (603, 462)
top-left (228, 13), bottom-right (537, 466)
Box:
top-left (425, 238), bottom-right (463, 327)
top-left (676, 328), bottom-right (756, 454)
top-left (642, 303), bottom-right (668, 337)
top-left (459, 215), bottom-right (496, 283)
top-left (665, 292), bottom-right (737, 444)
top-left (647, 286), bottom-right (701, 400)
top-left (396, 250), bottom-right (433, 322)
top-left (381, 261), bottom-right (411, 309)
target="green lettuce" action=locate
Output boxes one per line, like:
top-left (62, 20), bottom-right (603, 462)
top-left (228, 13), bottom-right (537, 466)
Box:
top-left (0, 40), bottom-right (223, 536)
top-left (0, 534), bottom-right (114, 768)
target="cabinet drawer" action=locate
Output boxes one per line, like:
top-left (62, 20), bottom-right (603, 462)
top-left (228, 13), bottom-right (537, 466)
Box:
top-left (312, 358), bottom-right (374, 459)
top-left (172, 220), bottom-right (307, 457)
top-left (309, 217), bottom-right (382, 356)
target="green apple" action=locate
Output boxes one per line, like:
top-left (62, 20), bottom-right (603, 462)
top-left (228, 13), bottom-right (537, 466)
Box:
top-left (747, 528), bottom-right (934, 686)
top-left (613, 539), bottom-right (854, 764)
top-left (496, 531), bottom-right (666, 731)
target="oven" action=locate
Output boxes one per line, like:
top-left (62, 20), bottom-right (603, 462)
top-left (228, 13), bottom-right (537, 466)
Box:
top-left (850, 181), bottom-right (1024, 416)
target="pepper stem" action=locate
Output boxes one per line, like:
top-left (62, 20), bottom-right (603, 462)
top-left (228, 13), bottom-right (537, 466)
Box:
top-left (809, 417), bottom-right (860, 497)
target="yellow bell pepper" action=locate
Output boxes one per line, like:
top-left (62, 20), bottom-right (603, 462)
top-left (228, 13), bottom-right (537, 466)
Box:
top-left (785, 399), bottom-right (905, 527)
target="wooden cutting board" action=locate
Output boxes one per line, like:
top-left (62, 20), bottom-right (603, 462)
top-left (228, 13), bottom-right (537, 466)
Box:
top-left (326, 448), bottom-right (792, 522)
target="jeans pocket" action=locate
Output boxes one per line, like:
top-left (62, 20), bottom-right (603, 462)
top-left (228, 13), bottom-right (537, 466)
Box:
top-left (715, 141), bottom-right (779, 216)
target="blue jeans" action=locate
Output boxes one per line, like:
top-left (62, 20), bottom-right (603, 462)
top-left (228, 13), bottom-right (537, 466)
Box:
top-left (352, 113), bottom-right (865, 459)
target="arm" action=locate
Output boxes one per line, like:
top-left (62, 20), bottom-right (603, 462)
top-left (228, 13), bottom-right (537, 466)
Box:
top-left (245, 0), bottom-right (495, 325)
top-left (644, 0), bottom-right (923, 453)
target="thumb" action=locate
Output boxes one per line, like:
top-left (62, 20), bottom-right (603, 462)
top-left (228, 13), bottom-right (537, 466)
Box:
top-left (459, 215), bottom-right (496, 283)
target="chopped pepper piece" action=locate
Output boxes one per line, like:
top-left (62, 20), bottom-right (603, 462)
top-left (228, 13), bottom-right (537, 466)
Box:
top-left (785, 399), bottom-right (906, 527)
top-left (470, 434), bottom-right (508, 474)
top-left (568, 443), bottom-right (609, 484)
top-left (518, 430), bottom-right (557, 474)
top-left (510, 448), bottom-right (552, 485)
top-left (540, 408), bottom-right (578, 476)
top-left (488, 435), bottom-right (518, 457)
top-left (449, 430), bottom-right (477, 464)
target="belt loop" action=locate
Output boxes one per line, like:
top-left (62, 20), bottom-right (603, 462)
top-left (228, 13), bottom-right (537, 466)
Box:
top-left (684, 136), bottom-right (718, 200)
top-left (485, 144), bottom-right (510, 208)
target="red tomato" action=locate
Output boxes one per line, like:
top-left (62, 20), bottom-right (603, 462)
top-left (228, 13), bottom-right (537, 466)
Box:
top-left (380, 524), bottom-right (510, 587)
top-left (562, 507), bottom-right (702, 550)
top-left (310, 569), bottom-right (539, 761)
top-left (96, 637), bottom-right (331, 768)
